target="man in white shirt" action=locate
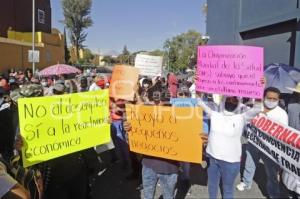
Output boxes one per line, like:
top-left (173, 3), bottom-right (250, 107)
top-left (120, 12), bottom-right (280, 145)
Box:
top-left (237, 87), bottom-right (288, 199)
top-left (282, 84), bottom-right (300, 197)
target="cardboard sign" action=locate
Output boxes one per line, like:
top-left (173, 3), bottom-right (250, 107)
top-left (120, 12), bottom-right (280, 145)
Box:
top-left (135, 54), bottom-right (163, 76)
top-left (196, 45), bottom-right (264, 98)
top-left (125, 104), bottom-right (203, 163)
top-left (246, 114), bottom-right (300, 179)
top-left (18, 90), bottom-right (111, 167)
top-left (109, 65), bottom-right (139, 101)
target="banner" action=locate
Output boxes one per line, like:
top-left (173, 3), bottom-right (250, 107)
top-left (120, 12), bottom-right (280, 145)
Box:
top-left (125, 104), bottom-right (203, 163)
top-left (135, 54), bottom-right (163, 76)
top-left (245, 114), bottom-right (300, 179)
top-left (18, 90), bottom-right (111, 167)
top-left (109, 65), bottom-right (139, 101)
top-left (196, 45), bottom-right (264, 98)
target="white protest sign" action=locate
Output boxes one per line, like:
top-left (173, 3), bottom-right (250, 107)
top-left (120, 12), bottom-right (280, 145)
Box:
top-left (135, 54), bottom-right (163, 76)
top-left (245, 114), bottom-right (300, 180)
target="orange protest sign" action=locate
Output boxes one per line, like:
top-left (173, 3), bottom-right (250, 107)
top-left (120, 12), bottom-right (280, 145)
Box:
top-left (109, 65), bottom-right (139, 101)
top-left (125, 104), bottom-right (203, 163)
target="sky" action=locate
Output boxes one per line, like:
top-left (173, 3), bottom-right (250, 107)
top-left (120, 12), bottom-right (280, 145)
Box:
top-left (51, 0), bottom-right (207, 55)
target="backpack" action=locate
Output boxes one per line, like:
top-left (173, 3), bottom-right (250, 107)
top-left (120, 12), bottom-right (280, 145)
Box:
top-left (0, 155), bottom-right (44, 199)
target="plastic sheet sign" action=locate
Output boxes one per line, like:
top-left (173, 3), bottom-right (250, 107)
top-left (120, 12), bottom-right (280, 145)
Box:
top-left (18, 90), bottom-right (111, 167)
top-left (109, 65), bottom-right (140, 101)
top-left (246, 114), bottom-right (300, 179)
top-left (196, 45), bottom-right (264, 99)
top-left (125, 104), bottom-right (203, 163)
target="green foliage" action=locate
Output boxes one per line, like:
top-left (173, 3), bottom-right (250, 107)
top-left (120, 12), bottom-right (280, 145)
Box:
top-left (62, 0), bottom-right (93, 61)
top-left (117, 45), bottom-right (131, 64)
top-left (82, 48), bottom-right (94, 62)
top-left (101, 56), bottom-right (117, 66)
top-left (148, 49), bottom-right (165, 57)
top-left (164, 30), bottom-right (204, 72)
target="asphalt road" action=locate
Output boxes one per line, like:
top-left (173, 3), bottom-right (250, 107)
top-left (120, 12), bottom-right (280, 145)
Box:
top-left (90, 150), bottom-right (272, 199)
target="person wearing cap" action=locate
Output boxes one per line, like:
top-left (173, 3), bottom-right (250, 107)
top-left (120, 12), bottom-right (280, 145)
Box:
top-left (52, 83), bottom-right (65, 95)
top-left (281, 83), bottom-right (300, 197)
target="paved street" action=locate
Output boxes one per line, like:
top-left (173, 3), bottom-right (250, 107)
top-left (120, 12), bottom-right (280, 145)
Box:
top-left (91, 150), bottom-right (268, 199)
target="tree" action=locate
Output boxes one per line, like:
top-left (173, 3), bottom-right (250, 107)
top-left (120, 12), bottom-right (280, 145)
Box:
top-left (164, 30), bottom-right (204, 72)
top-left (62, 0), bottom-right (93, 62)
top-left (101, 56), bottom-right (117, 66)
top-left (149, 49), bottom-right (165, 57)
top-left (83, 48), bottom-right (95, 62)
top-left (117, 45), bottom-right (130, 64)
top-left (78, 48), bottom-right (94, 65)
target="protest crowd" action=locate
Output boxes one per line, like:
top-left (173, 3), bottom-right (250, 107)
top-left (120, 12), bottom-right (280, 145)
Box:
top-left (0, 48), bottom-right (300, 199)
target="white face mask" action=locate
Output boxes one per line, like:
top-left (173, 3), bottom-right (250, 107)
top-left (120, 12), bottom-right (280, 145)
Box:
top-left (41, 82), bottom-right (48, 87)
top-left (264, 100), bottom-right (278, 109)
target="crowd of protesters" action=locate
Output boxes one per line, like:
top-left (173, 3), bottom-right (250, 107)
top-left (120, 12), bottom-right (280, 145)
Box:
top-left (0, 66), bottom-right (299, 199)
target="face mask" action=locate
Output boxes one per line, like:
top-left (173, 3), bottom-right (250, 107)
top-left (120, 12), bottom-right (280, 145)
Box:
top-left (41, 82), bottom-right (48, 87)
top-left (143, 84), bottom-right (149, 88)
top-left (225, 102), bottom-right (238, 112)
top-left (264, 100), bottom-right (278, 109)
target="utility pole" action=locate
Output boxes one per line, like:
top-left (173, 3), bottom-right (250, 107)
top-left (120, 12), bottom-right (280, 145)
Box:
top-left (32, 0), bottom-right (36, 74)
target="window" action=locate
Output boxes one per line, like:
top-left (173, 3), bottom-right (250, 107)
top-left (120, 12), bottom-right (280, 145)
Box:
top-left (38, 9), bottom-right (45, 24)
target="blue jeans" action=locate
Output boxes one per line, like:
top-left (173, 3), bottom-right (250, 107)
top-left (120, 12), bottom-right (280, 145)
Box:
top-left (142, 165), bottom-right (178, 199)
top-left (207, 155), bottom-right (240, 199)
top-left (111, 122), bottom-right (130, 168)
top-left (242, 144), bottom-right (260, 187)
top-left (242, 144), bottom-right (282, 198)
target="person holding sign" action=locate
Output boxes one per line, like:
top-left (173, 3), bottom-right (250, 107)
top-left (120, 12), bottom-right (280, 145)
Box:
top-left (237, 87), bottom-right (288, 199)
top-left (15, 84), bottom-right (92, 199)
top-left (197, 78), bottom-right (265, 199)
top-left (171, 86), bottom-right (194, 197)
top-left (124, 86), bottom-right (180, 199)
top-left (282, 84), bottom-right (300, 197)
